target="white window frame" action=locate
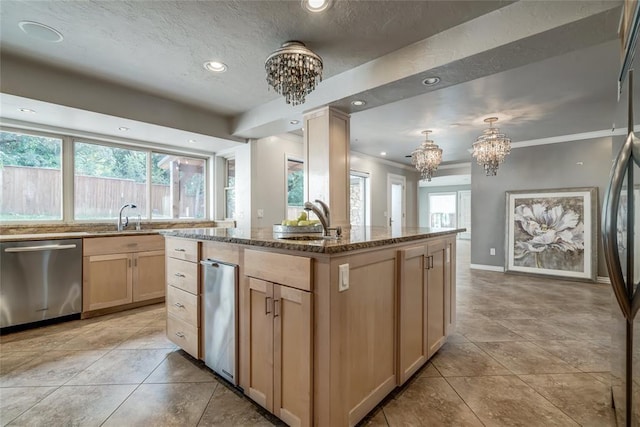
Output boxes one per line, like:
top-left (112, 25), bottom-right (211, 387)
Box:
top-left (350, 170), bottom-right (371, 227)
top-left (224, 157), bottom-right (236, 220)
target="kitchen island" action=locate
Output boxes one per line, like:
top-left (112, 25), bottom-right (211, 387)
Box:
top-left (163, 226), bottom-right (463, 427)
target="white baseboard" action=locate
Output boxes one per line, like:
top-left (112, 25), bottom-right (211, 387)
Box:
top-left (596, 276), bottom-right (611, 284)
top-left (470, 264), bottom-right (505, 272)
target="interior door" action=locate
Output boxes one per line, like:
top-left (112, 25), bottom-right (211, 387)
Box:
top-left (387, 174), bottom-right (406, 231)
top-left (457, 190), bottom-right (471, 239)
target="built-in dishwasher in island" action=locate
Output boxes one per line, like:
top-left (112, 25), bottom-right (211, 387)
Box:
top-left (200, 258), bottom-right (238, 385)
top-left (0, 239), bottom-right (83, 330)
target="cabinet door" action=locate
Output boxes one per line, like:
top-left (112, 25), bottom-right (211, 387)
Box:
top-left (83, 253), bottom-right (132, 311)
top-left (445, 239), bottom-right (456, 335)
top-left (427, 241), bottom-right (446, 358)
top-left (397, 245), bottom-right (428, 385)
top-left (246, 278), bottom-right (274, 412)
top-left (133, 250), bottom-right (166, 302)
top-left (273, 284), bottom-right (312, 427)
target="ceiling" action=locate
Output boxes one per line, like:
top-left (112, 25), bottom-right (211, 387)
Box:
top-left (0, 0), bottom-right (627, 168)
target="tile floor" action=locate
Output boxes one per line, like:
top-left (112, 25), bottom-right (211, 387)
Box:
top-left (0, 241), bottom-right (617, 426)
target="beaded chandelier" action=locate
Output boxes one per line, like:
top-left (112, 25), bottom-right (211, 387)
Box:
top-left (472, 117), bottom-right (511, 176)
top-left (265, 41), bottom-right (323, 106)
top-left (411, 130), bottom-right (442, 182)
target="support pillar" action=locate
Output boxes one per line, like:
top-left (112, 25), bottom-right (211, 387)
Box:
top-left (303, 107), bottom-right (350, 228)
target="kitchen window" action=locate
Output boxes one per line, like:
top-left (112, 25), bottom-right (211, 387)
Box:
top-left (0, 130), bottom-right (63, 221)
top-left (286, 157), bottom-right (304, 219)
top-left (224, 158), bottom-right (235, 219)
top-left (151, 153), bottom-right (205, 219)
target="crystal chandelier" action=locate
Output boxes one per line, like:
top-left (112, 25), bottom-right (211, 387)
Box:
top-left (265, 41), bottom-right (323, 106)
top-left (472, 117), bottom-right (511, 176)
top-left (411, 130), bottom-right (443, 182)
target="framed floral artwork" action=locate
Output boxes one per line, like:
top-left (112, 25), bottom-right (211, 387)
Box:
top-left (505, 187), bottom-right (598, 281)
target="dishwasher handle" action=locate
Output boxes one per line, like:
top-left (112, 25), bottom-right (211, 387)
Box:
top-left (200, 259), bottom-right (220, 268)
top-left (5, 244), bottom-right (77, 253)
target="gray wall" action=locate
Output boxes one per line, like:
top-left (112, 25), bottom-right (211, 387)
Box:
top-left (351, 153), bottom-right (420, 227)
top-left (418, 184), bottom-right (471, 228)
top-left (470, 136), bottom-right (617, 277)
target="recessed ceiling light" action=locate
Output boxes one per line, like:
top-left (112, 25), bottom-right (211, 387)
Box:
top-left (118, 126), bottom-right (129, 131)
top-left (18, 108), bottom-right (36, 113)
top-left (302, 0), bottom-right (332, 13)
top-left (422, 76), bottom-right (441, 86)
top-left (203, 60), bottom-right (227, 73)
top-left (188, 139), bottom-right (197, 143)
top-left (290, 120), bottom-right (300, 125)
top-left (380, 151), bottom-right (387, 156)
top-left (576, 161), bottom-right (584, 166)
top-left (351, 100), bottom-right (366, 106)
top-left (18, 21), bottom-right (64, 42)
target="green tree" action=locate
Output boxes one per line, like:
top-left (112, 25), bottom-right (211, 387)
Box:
top-left (287, 170), bottom-right (304, 206)
top-left (0, 132), bottom-right (61, 168)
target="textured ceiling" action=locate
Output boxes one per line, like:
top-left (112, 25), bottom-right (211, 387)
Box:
top-left (0, 0), bottom-right (627, 167)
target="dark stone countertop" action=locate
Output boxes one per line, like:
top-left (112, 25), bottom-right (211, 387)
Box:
top-left (162, 226), bottom-right (465, 254)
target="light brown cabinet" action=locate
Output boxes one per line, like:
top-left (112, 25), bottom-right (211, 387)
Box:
top-left (243, 248), bottom-right (313, 427)
top-left (83, 235), bottom-right (165, 313)
top-left (165, 237), bottom-right (201, 358)
top-left (397, 237), bottom-right (452, 385)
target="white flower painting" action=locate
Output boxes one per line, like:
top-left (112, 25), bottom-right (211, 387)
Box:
top-left (506, 188), bottom-right (597, 281)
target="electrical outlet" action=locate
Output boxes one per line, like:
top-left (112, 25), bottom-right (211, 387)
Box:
top-left (257, 209), bottom-right (264, 218)
top-left (490, 248), bottom-right (496, 256)
top-left (338, 264), bottom-right (349, 292)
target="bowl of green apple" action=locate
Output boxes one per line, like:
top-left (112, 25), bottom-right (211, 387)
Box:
top-left (273, 212), bottom-right (323, 238)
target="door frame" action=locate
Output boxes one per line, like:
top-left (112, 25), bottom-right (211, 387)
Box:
top-left (387, 173), bottom-right (406, 228)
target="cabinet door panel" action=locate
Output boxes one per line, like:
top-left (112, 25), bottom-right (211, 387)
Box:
top-left (84, 253), bottom-right (132, 311)
top-left (397, 245), bottom-right (427, 385)
top-left (427, 242), bottom-right (446, 358)
top-left (247, 278), bottom-right (273, 411)
top-left (274, 284), bottom-right (312, 427)
top-left (133, 250), bottom-right (165, 301)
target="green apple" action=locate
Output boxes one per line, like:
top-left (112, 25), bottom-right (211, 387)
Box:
top-left (281, 220), bottom-right (288, 226)
top-left (298, 211), bottom-right (307, 221)
top-left (298, 220), bottom-right (311, 226)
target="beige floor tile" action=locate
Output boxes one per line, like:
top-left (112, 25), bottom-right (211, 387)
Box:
top-left (457, 320), bottom-right (525, 342)
top-left (496, 319), bottom-right (574, 340)
top-left (0, 350), bottom-right (106, 387)
top-left (414, 362), bottom-right (441, 379)
top-left (431, 342), bottom-right (511, 377)
top-left (66, 348), bottom-right (171, 385)
top-left (198, 384), bottom-right (276, 426)
top-left (384, 377), bottom-right (483, 426)
top-left (57, 326), bottom-right (142, 350)
top-left (116, 325), bottom-right (177, 350)
top-left (476, 341), bottom-right (579, 375)
top-left (0, 328), bottom-right (85, 352)
top-left (0, 351), bottom-right (40, 375)
top-left (103, 382), bottom-right (217, 427)
top-left (7, 384), bottom-right (136, 427)
top-left (447, 375), bottom-right (578, 426)
top-left (145, 350), bottom-right (218, 383)
top-left (530, 340), bottom-right (611, 372)
top-left (0, 387), bottom-right (57, 426)
top-left (519, 373), bottom-right (616, 427)
top-left (358, 407), bottom-right (388, 426)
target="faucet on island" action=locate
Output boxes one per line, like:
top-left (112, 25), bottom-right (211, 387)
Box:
top-left (117, 203), bottom-right (137, 231)
top-left (303, 199), bottom-right (341, 238)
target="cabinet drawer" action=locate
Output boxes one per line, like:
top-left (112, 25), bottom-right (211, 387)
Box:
top-left (166, 257), bottom-right (199, 294)
top-left (167, 314), bottom-right (199, 359)
top-left (166, 285), bottom-right (199, 326)
top-left (244, 249), bottom-right (312, 291)
top-left (165, 238), bottom-right (199, 262)
top-left (84, 234), bottom-right (164, 256)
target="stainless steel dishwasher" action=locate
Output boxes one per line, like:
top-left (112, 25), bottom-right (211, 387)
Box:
top-left (0, 239), bottom-right (83, 329)
top-left (200, 258), bottom-right (238, 384)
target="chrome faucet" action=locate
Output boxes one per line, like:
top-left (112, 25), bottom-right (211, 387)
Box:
top-left (117, 203), bottom-right (137, 231)
top-left (304, 199), bottom-right (341, 237)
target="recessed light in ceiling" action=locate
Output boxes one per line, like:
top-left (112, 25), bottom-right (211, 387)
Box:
top-left (188, 139), bottom-right (197, 143)
top-left (380, 151), bottom-right (387, 156)
top-left (290, 120), bottom-right (300, 125)
top-left (576, 161), bottom-right (584, 166)
top-left (118, 126), bottom-right (129, 131)
top-left (203, 60), bottom-right (228, 73)
top-left (422, 76), bottom-right (441, 86)
top-left (18, 21), bottom-right (64, 42)
top-left (302, 0), bottom-right (332, 13)
top-left (18, 108), bottom-right (36, 113)
top-left (351, 100), bottom-right (366, 106)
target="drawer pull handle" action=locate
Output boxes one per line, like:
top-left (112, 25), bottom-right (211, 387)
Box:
top-left (175, 332), bottom-right (185, 338)
top-left (174, 273), bottom-right (186, 278)
top-left (174, 248), bottom-right (186, 252)
top-left (174, 302), bottom-right (185, 308)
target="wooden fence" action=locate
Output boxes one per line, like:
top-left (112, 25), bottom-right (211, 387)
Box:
top-left (1, 166), bottom-right (199, 218)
